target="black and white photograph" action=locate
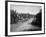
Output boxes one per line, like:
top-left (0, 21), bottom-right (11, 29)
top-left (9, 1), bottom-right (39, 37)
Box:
top-left (6, 1), bottom-right (45, 35)
top-left (10, 4), bottom-right (42, 32)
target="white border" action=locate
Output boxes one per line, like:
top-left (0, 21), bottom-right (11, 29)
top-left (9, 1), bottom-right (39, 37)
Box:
top-left (8, 2), bottom-right (44, 35)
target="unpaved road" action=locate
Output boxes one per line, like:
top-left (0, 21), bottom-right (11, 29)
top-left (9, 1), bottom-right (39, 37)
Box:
top-left (11, 17), bottom-right (40, 32)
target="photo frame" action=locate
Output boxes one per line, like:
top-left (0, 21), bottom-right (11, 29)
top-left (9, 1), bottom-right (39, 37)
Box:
top-left (5, 1), bottom-right (45, 36)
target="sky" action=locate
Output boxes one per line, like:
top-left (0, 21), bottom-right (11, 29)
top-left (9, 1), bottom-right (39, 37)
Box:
top-left (10, 4), bottom-right (41, 15)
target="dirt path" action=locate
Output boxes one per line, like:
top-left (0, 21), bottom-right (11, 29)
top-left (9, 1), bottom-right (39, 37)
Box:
top-left (11, 17), bottom-right (40, 32)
